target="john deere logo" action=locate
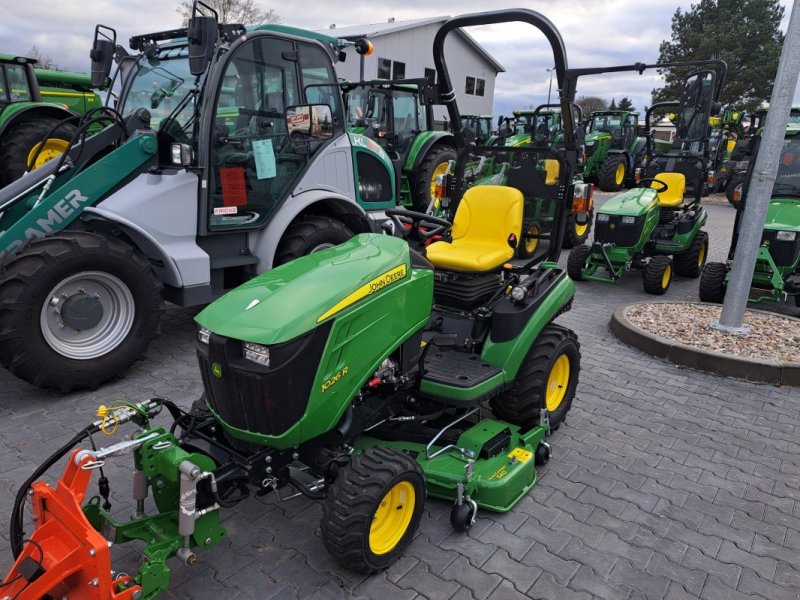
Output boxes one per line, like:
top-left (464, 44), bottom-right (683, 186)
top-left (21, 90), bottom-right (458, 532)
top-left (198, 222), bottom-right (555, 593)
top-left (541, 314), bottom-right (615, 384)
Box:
top-left (212, 363), bottom-right (223, 378)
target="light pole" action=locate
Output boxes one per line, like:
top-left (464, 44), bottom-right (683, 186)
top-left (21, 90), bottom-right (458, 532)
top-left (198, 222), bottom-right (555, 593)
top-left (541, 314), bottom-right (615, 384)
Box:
top-left (546, 67), bottom-right (555, 105)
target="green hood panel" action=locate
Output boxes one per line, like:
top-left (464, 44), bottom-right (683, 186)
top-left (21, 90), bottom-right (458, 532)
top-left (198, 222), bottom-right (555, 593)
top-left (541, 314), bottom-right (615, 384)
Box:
top-left (195, 234), bottom-right (413, 344)
top-left (598, 188), bottom-right (659, 217)
top-left (764, 198), bottom-right (800, 231)
top-left (585, 131), bottom-right (611, 144)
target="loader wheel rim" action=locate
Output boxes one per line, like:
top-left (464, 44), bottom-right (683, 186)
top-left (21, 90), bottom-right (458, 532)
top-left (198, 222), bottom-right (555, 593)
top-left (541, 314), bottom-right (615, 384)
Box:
top-left (573, 220), bottom-right (588, 238)
top-left (545, 354), bottom-right (570, 412)
top-left (27, 138), bottom-right (70, 170)
top-left (369, 481), bottom-right (416, 555)
top-left (662, 265), bottom-right (672, 289)
top-left (524, 224), bottom-right (541, 254)
top-left (615, 162), bottom-right (625, 185)
top-left (41, 271), bottom-right (135, 360)
top-left (698, 243), bottom-right (706, 267)
top-left (429, 161), bottom-right (450, 200)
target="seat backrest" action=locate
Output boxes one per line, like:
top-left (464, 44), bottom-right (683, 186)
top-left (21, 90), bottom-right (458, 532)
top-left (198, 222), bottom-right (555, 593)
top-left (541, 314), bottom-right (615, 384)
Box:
top-left (652, 172), bottom-right (686, 207)
top-left (451, 185), bottom-right (523, 246)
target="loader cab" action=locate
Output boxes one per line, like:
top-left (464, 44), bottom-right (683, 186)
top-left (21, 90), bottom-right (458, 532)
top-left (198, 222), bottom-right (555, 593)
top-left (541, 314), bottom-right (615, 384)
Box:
top-left (0, 57), bottom-right (38, 108)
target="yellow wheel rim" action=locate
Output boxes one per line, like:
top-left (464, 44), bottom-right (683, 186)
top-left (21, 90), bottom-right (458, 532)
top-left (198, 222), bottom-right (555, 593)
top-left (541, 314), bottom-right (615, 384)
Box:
top-left (662, 264), bottom-right (672, 289)
top-left (615, 162), bottom-right (625, 185)
top-left (369, 481), bottom-right (416, 555)
top-left (545, 354), bottom-right (570, 412)
top-left (573, 220), bottom-right (588, 238)
top-left (524, 224), bottom-right (540, 255)
top-left (27, 138), bottom-right (70, 170)
top-left (697, 243), bottom-right (706, 267)
top-left (429, 162), bottom-right (450, 200)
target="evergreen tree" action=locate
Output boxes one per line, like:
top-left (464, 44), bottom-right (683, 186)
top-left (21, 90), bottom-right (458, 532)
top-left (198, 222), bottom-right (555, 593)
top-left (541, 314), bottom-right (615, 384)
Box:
top-left (609, 98), bottom-right (617, 110)
top-left (618, 97), bottom-right (636, 112)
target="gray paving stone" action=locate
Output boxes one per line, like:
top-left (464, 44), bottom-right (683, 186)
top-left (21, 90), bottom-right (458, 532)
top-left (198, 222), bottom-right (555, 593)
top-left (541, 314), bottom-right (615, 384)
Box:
top-left (396, 561), bottom-right (460, 599)
top-left (441, 555), bottom-right (503, 600)
top-left (527, 572), bottom-right (592, 600)
top-left (700, 576), bottom-right (752, 600)
top-left (646, 552), bottom-right (707, 597)
top-left (569, 564), bottom-right (633, 600)
top-left (717, 540), bottom-right (777, 581)
top-left (609, 560), bottom-right (671, 600)
top-left (737, 568), bottom-right (800, 600)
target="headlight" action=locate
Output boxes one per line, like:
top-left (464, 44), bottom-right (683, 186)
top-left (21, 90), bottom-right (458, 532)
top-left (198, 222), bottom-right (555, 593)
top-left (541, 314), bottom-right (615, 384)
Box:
top-left (585, 141), bottom-right (595, 146)
top-left (597, 213), bottom-right (610, 222)
top-left (776, 231), bottom-right (797, 242)
top-left (621, 216), bottom-right (636, 225)
top-left (197, 326), bottom-right (210, 345)
top-left (511, 286), bottom-right (526, 302)
top-left (243, 341), bottom-right (270, 366)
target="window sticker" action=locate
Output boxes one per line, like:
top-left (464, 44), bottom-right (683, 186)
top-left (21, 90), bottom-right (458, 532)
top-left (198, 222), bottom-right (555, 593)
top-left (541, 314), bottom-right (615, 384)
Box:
top-left (253, 139), bottom-right (277, 179)
top-left (219, 167), bottom-right (248, 206)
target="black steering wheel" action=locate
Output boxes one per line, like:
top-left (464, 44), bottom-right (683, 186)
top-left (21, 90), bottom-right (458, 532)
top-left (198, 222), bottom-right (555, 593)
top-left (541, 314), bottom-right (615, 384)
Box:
top-left (384, 209), bottom-right (452, 243)
top-left (639, 178), bottom-right (669, 193)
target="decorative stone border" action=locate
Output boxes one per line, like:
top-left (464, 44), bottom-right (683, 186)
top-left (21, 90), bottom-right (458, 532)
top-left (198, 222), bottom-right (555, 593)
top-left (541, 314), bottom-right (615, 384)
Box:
top-left (609, 301), bottom-right (800, 386)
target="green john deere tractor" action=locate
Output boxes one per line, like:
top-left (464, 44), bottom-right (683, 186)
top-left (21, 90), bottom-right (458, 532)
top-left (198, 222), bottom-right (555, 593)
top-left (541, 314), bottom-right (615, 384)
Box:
top-left (343, 76), bottom-right (455, 211)
top-left (2, 10), bottom-right (583, 600)
top-left (567, 63), bottom-right (726, 294)
top-left (460, 114), bottom-right (494, 145)
top-left (0, 16), bottom-right (400, 391)
top-left (0, 54), bottom-right (102, 185)
top-left (582, 109), bottom-right (646, 191)
top-left (700, 124), bottom-right (800, 307)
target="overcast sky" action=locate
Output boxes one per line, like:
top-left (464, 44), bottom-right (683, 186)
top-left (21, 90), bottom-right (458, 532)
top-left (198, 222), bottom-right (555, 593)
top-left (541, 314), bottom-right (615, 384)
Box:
top-left (3, 0), bottom-right (797, 117)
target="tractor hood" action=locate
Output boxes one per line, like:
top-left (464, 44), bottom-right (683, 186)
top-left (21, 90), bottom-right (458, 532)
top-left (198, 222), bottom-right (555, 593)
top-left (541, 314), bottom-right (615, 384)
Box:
top-left (505, 133), bottom-right (531, 147)
top-left (585, 131), bottom-right (611, 145)
top-left (195, 234), bottom-right (412, 345)
top-left (597, 188), bottom-right (659, 217)
top-left (764, 198), bottom-right (800, 231)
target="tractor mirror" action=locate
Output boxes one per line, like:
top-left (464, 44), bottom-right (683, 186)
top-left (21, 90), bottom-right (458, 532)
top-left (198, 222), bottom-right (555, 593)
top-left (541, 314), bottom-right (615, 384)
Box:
top-left (285, 104), bottom-right (334, 140)
top-left (497, 115), bottom-right (504, 127)
top-left (90, 39), bottom-right (115, 88)
top-left (188, 15), bottom-right (218, 76)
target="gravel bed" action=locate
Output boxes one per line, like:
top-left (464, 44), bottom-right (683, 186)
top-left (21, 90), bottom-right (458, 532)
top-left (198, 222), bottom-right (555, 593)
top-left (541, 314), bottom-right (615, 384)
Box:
top-left (626, 302), bottom-right (800, 363)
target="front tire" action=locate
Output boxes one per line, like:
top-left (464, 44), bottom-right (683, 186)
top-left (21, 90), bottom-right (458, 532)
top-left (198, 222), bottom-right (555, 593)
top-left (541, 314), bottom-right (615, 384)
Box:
top-left (490, 324), bottom-right (580, 430)
top-left (563, 211), bottom-right (592, 249)
top-left (642, 255), bottom-right (673, 295)
top-left (567, 245), bottom-right (590, 281)
top-left (274, 216), bottom-right (353, 266)
top-left (726, 178), bottom-right (744, 207)
top-left (673, 231), bottom-right (708, 278)
top-left (598, 154), bottom-right (626, 192)
top-left (321, 446), bottom-right (425, 573)
top-left (699, 262), bottom-right (728, 303)
top-left (0, 231), bottom-right (163, 391)
top-left (412, 145), bottom-right (456, 212)
top-left (0, 118), bottom-right (77, 185)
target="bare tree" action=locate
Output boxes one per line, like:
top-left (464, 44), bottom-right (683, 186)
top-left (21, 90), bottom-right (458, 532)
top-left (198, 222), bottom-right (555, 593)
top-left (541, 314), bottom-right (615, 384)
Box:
top-left (26, 45), bottom-right (60, 70)
top-left (177, 0), bottom-right (281, 26)
top-left (576, 95), bottom-right (608, 115)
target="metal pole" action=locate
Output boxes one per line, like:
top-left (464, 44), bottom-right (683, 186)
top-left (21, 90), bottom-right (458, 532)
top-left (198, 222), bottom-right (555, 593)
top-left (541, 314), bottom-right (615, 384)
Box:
top-left (714, 0), bottom-right (800, 332)
top-left (546, 67), bottom-right (554, 105)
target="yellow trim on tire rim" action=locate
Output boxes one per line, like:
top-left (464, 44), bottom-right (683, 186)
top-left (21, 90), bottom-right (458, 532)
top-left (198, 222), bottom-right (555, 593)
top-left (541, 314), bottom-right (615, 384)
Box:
top-left (545, 354), bottom-right (570, 412)
top-left (662, 264), bottom-right (672, 289)
top-left (369, 481), bottom-right (416, 555)
top-left (697, 243), bottom-right (706, 267)
top-left (615, 162), bottom-right (625, 185)
top-left (429, 162), bottom-right (450, 200)
top-left (573, 220), bottom-right (588, 238)
top-left (524, 223), bottom-right (540, 255)
top-left (27, 138), bottom-right (70, 170)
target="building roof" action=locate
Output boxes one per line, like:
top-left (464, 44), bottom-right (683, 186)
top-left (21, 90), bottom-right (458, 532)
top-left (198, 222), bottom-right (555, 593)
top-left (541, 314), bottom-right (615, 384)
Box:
top-left (317, 17), bottom-right (504, 73)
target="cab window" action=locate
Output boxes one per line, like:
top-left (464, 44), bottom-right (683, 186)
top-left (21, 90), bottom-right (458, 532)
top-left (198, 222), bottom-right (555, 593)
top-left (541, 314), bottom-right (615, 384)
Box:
top-left (6, 64), bottom-right (31, 102)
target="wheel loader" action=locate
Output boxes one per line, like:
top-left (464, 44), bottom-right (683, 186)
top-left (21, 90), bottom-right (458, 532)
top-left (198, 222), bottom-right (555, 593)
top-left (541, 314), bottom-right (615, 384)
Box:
top-left (0, 9), bottom-right (586, 599)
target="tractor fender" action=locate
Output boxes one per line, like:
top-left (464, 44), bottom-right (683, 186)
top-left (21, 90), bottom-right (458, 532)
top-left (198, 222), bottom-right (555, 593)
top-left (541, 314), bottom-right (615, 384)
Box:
top-left (0, 103), bottom-right (77, 140)
top-left (249, 189), bottom-right (374, 272)
top-left (407, 132), bottom-right (456, 173)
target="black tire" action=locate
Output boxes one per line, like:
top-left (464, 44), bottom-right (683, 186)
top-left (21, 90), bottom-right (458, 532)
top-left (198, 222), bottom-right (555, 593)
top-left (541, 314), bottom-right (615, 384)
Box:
top-left (598, 154), bottom-right (626, 192)
top-left (567, 245), bottom-right (590, 281)
top-left (0, 231), bottom-right (163, 392)
top-left (562, 210), bottom-right (592, 249)
top-left (726, 178), bottom-right (744, 207)
top-left (412, 145), bottom-right (456, 212)
top-left (642, 255), bottom-right (673, 295)
top-left (490, 324), bottom-right (580, 430)
top-left (0, 117), bottom-right (77, 185)
top-left (517, 221), bottom-right (541, 259)
top-left (273, 216), bottom-right (353, 266)
top-left (321, 446), bottom-right (425, 573)
top-left (699, 262), bottom-right (728, 303)
top-left (673, 231), bottom-right (708, 278)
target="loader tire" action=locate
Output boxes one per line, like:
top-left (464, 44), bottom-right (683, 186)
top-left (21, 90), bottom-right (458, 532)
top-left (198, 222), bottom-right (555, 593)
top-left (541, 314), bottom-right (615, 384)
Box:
top-left (321, 446), bottom-right (425, 573)
top-left (0, 117), bottom-right (77, 185)
top-left (490, 324), bottom-right (580, 430)
top-left (0, 231), bottom-right (163, 392)
top-left (274, 216), bottom-right (353, 267)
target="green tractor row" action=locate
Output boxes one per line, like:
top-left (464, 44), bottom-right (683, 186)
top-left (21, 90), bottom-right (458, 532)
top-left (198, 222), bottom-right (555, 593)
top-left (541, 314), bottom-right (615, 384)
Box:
top-left (1, 9), bottom-right (585, 600)
top-left (0, 53), bottom-right (102, 185)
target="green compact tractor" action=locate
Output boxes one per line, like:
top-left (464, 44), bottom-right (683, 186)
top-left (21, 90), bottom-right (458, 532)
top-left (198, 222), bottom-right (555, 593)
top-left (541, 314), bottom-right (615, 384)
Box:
top-left (582, 109), bottom-right (646, 191)
top-left (1, 10), bottom-right (583, 600)
top-left (0, 54), bottom-right (102, 185)
top-left (343, 76), bottom-right (455, 211)
top-left (700, 124), bottom-right (800, 307)
top-left (0, 14), bottom-right (400, 391)
top-left (567, 63), bottom-right (726, 294)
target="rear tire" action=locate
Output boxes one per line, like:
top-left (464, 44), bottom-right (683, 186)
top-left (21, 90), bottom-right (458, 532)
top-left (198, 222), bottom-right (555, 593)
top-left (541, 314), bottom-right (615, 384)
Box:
top-left (642, 255), bottom-right (673, 295)
top-left (673, 231), bottom-right (708, 278)
top-left (563, 211), bottom-right (592, 249)
top-left (412, 145), bottom-right (456, 212)
top-left (274, 216), bottom-right (353, 266)
top-left (567, 245), bottom-right (590, 281)
top-left (598, 154), bottom-right (626, 192)
top-left (726, 178), bottom-right (744, 207)
top-left (0, 231), bottom-right (163, 391)
top-left (0, 117), bottom-right (77, 185)
top-left (699, 262), bottom-right (728, 303)
top-left (490, 324), bottom-right (580, 430)
top-left (321, 446), bottom-right (425, 573)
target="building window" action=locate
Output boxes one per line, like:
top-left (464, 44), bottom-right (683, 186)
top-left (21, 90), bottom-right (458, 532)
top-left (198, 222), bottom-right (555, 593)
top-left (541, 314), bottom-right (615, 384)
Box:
top-left (476, 78), bottom-right (485, 97)
top-left (425, 68), bottom-right (436, 85)
top-left (378, 58), bottom-right (391, 80)
top-left (465, 76), bottom-right (475, 95)
top-left (392, 61), bottom-right (406, 80)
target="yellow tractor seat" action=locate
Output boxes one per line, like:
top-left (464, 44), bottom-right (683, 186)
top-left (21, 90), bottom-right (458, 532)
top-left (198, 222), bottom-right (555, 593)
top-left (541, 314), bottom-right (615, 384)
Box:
top-left (651, 172), bottom-right (686, 208)
top-left (426, 185), bottom-right (523, 272)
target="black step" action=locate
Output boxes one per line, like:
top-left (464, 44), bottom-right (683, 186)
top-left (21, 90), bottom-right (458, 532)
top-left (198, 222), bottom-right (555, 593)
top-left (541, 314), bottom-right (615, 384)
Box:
top-left (422, 350), bottom-right (502, 389)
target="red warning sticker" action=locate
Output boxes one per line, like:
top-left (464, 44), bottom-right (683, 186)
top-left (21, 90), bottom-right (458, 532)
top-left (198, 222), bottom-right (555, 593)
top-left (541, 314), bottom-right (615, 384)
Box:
top-left (219, 167), bottom-right (247, 206)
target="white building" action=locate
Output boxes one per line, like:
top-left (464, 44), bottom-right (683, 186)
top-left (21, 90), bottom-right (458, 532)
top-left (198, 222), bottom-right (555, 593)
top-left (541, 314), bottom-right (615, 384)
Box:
top-left (317, 17), bottom-right (504, 127)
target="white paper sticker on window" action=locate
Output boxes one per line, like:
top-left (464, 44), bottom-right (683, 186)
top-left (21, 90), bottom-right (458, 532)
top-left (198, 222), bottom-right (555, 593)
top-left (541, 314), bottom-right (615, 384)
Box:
top-left (253, 139), bottom-right (277, 180)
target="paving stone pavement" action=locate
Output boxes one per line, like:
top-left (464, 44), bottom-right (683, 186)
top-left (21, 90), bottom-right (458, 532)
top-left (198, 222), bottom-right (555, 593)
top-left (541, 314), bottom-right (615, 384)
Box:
top-left (0, 194), bottom-right (798, 599)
